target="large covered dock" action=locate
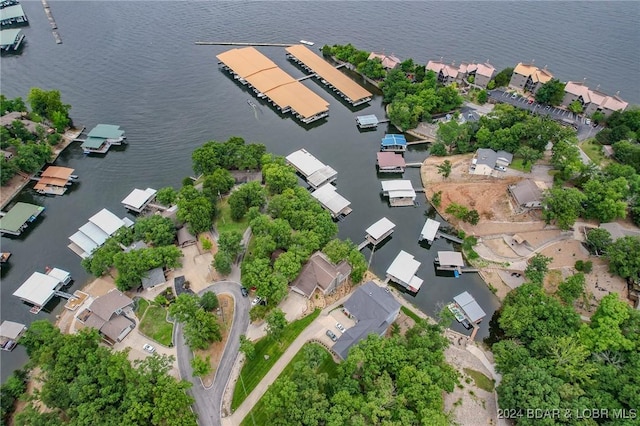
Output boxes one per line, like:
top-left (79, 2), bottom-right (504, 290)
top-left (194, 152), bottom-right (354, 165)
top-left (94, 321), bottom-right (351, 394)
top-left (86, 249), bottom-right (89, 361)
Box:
top-left (311, 184), bottom-right (352, 219)
top-left (13, 267), bottom-right (72, 313)
top-left (0, 202), bottom-right (45, 236)
top-left (68, 208), bottom-right (134, 258)
top-left (285, 44), bottom-right (372, 106)
top-left (285, 148), bottom-right (337, 189)
top-left (216, 46), bottom-right (329, 124)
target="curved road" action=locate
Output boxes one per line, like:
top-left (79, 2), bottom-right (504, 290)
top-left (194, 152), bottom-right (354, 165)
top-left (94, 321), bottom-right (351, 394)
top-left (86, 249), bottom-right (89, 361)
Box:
top-left (176, 279), bottom-right (250, 426)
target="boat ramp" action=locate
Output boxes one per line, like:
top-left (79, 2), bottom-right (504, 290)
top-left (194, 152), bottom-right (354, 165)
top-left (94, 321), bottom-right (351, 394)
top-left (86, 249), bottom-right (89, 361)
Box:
top-left (285, 44), bottom-right (372, 106)
top-left (13, 267), bottom-right (73, 314)
top-left (285, 149), bottom-right (337, 189)
top-left (0, 202), bottom-right (45, 236)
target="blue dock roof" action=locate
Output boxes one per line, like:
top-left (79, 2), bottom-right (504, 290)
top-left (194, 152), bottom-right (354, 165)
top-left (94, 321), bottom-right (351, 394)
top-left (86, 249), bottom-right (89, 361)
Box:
top-left (381, 134), bottom-right (406, 147)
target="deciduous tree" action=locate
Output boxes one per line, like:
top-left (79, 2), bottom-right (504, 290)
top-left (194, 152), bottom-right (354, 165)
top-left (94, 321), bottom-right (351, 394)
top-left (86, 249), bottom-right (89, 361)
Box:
top-left (266, 308), bottom-right (287, 341)
top-left (200, 291), bottom-right (219, 311)
top-left (542, 187), bottom-right (585, 230)
top-left (436, 159), bottom-right (452, 179)
top-left (605, 236), bottom-right (640, 278)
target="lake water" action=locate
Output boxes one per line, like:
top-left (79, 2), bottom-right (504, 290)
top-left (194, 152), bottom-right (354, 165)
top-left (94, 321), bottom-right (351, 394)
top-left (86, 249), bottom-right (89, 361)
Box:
top-left (1, 1), bottom-right (638, 382)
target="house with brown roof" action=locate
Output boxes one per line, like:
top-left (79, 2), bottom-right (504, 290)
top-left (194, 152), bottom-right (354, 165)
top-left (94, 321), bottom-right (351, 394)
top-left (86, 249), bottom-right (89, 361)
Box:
top-left (290, 251), bottom-right (351, 298)
top-left (426, 60), bottom-right (459, 85)
top-left (367, 52), bottom-right (401, 70)
top-left (509, 63), bottom-right (553, 94)
top-left (76, 289), bottom-right (135, 344)
top-left (457, 62), bottom-right (496, 88)
top-left (562, 81), bottom-right (628, 118)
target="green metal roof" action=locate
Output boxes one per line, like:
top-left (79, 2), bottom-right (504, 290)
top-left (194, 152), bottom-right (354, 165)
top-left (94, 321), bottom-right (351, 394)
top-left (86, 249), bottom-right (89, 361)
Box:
top-left (0, 4), bottom-right (26, 20)
top-left (0, 202), bottom-right (44, 233)
top-left (81, 136), bottom-right (107, 149)
top-left (0, 28), bottom-right (22, 46)
top-left (87, 124), bottom-right (124, 139)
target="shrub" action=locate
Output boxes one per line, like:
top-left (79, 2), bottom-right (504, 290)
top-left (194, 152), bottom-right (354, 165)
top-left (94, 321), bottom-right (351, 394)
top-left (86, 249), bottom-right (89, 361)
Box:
top-left (200, 236), bottom-right (213, 251)
top-left (575, 260), bottom-right (584, 271)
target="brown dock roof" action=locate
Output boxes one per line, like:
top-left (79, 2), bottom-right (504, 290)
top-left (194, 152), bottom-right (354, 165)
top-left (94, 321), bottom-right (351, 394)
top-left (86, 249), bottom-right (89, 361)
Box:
top-left (217, 47), bottom-right (329, 120)
top-left (377, 152), bottom-right (406, 168)
top-left (34, 166), bottom-right (75, 190)
top-left (286, 44), bottom-right (372, 103)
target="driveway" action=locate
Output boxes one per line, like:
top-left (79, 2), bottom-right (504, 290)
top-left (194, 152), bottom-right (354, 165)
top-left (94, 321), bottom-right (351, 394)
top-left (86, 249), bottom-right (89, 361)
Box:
top-left (176, 278), bottom-right (250, 426)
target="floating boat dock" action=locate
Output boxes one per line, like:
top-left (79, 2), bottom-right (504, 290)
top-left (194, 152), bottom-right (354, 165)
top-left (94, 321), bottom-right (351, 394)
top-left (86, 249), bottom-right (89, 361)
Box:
top-left (285, 44), bottom-right (372, 106)
top-left (13, 267), bottom-right (73, 314)
top-left (310, 184), bottom-right (352, 220)
top-left (0, 202), bottom-right (45, 236)
top-left (217, 46), bottom-right (329, 124)
top-left (355, 114), bottom-right (389, 129)
top-left (435, 251), bottom-right (478, 275)
top-left (453, 291), bottom-right (487, 325)
top-left (0, 3), bottom-right (28, 27)
top-left (381, 180), bottom-right (417, 207)
top-left (32, 166), bottom-right (77, 195)
top-left (121, 187), bottom-right (157, 213)
top-left (380, 134), bottom-right (407, 152)
top-left (377, 152), bottom-right (406, 173)
top-left (419, 218), bottom-right (441, 244)
top-left (76, 124), bottom-right (126, 154)
top-left (359, 217), bottom-right (396, 249)
top-left (0, 27), bottom-right (24, 52)
top-left (285, 148), bottom-right (337, 189)
top-left (386, 250), bottom-right (423, 293)
top-left (68, 208), bottom-right (134, 258)
top-left (0, 320), bottom-right (26, 351)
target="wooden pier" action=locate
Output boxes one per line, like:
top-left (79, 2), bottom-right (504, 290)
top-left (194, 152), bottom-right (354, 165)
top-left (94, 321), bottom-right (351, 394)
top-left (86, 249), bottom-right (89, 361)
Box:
top-left (41, 0), bottom-right (61, 44)
top-left (435, 231), bottom-right (463, 244)
top-left (436, 265), bottom-right (479, 273)
top-left (196, 41), bottom-right (294, 47)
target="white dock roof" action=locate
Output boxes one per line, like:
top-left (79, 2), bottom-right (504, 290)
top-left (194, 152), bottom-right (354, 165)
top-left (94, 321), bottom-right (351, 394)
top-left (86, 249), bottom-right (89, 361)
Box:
top-left (454, 291), bottom-right (487, 322)
top-left (408, 275), bottom-right (424, 291)
top-left (69, 231), bottom-right (99, 257)
top-left (0, 321), bottom-right (26, 340)
top-left (386, 250), bottom-right (421, 285)
top-left (47, 268), bottom-right (71, 284)
top-left (286, 149), bottom-right (330, 177)
top-left (311, 184), bottom-right (350, 216)
top-left (366, 217), bottom-right (395, 240)
top-left (308, 166), bottom-right (338, 188)
top-left (420, 218), bottom-right (441, 241)
top-left (121, 188), bottom-right (157, 210)
top-left (79, 221), bottom-right (110, 246)
top-left (89, 208), bottom-right (128, 235)
top-left (438, 251), bottom-right (464, 267)
top-left (381, 180), bottom-right (416, 198)
top-left (13, 272), bottom-right (61, 306)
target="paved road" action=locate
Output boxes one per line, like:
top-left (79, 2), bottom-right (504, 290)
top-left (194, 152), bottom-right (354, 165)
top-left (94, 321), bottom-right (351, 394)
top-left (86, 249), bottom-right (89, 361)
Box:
top-left (176, 278), bottom-right (250, 426)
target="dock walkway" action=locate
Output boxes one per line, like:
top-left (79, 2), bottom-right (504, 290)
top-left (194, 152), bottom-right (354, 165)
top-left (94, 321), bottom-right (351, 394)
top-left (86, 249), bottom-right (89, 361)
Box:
top-left (436, 231), bottom-right (463, 244)
top-left (40, 0), bottom-right (61, 44)
top-left (196, 41), bottom-right (293, 47)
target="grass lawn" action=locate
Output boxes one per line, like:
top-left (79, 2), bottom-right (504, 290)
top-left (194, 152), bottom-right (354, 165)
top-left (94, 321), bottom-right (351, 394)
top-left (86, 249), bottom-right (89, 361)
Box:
top-left (139, 304), bottom-right (174, 347)
top-left (580, 139), bottom-right (611, 166)
top-left (401, 305), bottom-right (423, 324)
top-left (463, 367), bottom-right (495, 392)
top-left (215, 198), bottom-right (249, 235)
top-left (231, 308), bottom-right (321, 410)
top-left (134, 298), bottom-right (150, 320)
top-left (509, 158), bottom-right (533, 173)
top-left (241, 342), bottom-right (338, 426)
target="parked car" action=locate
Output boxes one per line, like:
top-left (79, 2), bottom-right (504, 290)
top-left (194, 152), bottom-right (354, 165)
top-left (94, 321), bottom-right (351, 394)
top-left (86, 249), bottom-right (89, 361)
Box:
top-left (461, 319), bottom-right (473, 330)
top-left (585, 118), bottom-right (591, 125)
top-left (335, 322), bottom-right (345, 332)
top-left (528, 99), bottom-right (534, 104)
top-left (240, 287), bottom-right (248, 297)
top-left (511, 93), bottom-right (517, 99)
top-left (326, 330), bottom-right (338, 342)
top-left (495, 165), bottom-right (507, 172)
top-left (143, 343), bottom-right (156, 354)
top-left (251, 296), bottom-right (262, 306)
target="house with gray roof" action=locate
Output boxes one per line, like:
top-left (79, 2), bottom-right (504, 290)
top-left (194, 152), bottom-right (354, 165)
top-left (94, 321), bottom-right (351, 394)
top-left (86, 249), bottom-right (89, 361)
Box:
top-left (76, 289), bottom-right (135, 344)
top-left (142, 267), bottom-right (166, 291)
top-left (290, 251), bottom-right (351, 298)
top-left (509, 179), bottom-right (543, 209)
top-left (470, 148), bottom-right (513, 175)
top-left (333, 281), bottom-right (400, 359)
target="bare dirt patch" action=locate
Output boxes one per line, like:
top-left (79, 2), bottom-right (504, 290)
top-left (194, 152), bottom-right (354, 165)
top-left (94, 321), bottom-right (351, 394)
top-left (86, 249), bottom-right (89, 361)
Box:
top-left (195, 294), bottom-right (234, 387)
top-left (538, 240), bottom-right (590, 269)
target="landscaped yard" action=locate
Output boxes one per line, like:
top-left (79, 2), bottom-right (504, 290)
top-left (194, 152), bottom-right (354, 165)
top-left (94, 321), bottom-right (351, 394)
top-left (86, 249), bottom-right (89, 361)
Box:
top-left (231, 309), bottom-right (321, 410)
top-left (580, 139), bottom-right (611, 166)
top-left (139, 304), bottom-right (174, 347)
top-left (463, 367), bottom-right (495, 392)
top-left (509, 158), bottom-right (533, 173)
top-left (241, 342), bottom-right (338, 426)
top-left (215, 198), bottom-right (250, 235)
top-left (134, 298), bottom-right (150, 320)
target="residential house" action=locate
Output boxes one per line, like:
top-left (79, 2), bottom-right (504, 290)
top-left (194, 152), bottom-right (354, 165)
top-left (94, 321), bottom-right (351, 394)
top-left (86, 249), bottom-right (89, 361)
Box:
top-left (177, 226), bottom-right (197, 247)
top-left (290, 251), bottom-right (351, 298)
top-left (562, 81), bottom-right (628, 118)
top-left (459, 62), bottom-right (496, 88)
top-left (426, 60), bottom-right (459, 85)
top-left (509, 63), bottom-right (553, 94)
top-left (76, 289), bottom-right (135, 344)
top-left (469, 148), bottom-right (512, 175)
top-left (367, 52), bottom-right (401, 70)
top-left (141, 267), bottom-right (166, 291)
top-left (509, 179), bottom-right (544, 209)
top-left (332, 281), bottom-right (400, 359)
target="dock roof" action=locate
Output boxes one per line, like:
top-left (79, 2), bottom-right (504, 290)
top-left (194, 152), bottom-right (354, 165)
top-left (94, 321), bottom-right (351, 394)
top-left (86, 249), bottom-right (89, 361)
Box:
top-left (0, 4), bottom-right (25, 20)
top-left (89, 208), bottom-right (131, 235)
top-left (217, 47), bottom-right (329, 120)
top-left (365, 217), bottom-right (395, 240)
top-left (437, 251), bottom-right (464, 267)
top-left (0, 28), bottom-right (22, 46)
top-left (454, 291), bottom-right (487, 322)
top-left (420, 218), bottom-right (441, 242)
top-left (285, 44), bottom-right (372, 103)
top-left (381, 134), bottom-right (407, 147)
top-left (13, 270), bottom-right (66, 307)
top-left (81, 136), bottom-right (107, 149)
top-left (286, 149), bottom-right (330, 177)
top-left (356, 115), bottom-right (378, 126)
top-left (0, 321), bottom-right (26, 340)
top-left (377, 152), bottom-right (406, 168)
top-left (386, 250), bottom-right (420, 285)
top-left (381, 180), bottom-right (416, 199)
top-left (122, 187), bottom-right (157, 210)
top-left (69, 230), bottom-right (99, 257)
top-left (34, 166), bottom-right (75, 190)
top-left (0, 202), bottom-right (44, 234)
top-left (311, 184), bottom-right (350, 216)
top-left (87, 124), bottom-right (124, 139)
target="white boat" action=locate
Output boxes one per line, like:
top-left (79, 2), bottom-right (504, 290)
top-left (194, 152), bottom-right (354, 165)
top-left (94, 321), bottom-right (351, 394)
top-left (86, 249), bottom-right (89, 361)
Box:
top-left (299, 40), bottom-right (314, 46)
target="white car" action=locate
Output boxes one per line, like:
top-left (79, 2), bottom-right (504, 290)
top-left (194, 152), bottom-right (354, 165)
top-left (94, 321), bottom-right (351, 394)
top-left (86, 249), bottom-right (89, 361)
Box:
top-left (495, 166), bottom-right (507, 172)
top-left (251, 296), bottom-right (262, 306)
top-left (511, 93), bottom-right (517, 99)
top-left (143, 343), bottom-right (155, 354)
top-left (336, 322), bottom-right (345, 333)
top-left (585, 118), bottom-right (591, 125)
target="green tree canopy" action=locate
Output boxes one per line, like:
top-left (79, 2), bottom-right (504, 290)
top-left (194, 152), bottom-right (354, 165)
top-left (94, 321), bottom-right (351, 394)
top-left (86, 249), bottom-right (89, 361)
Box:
top-left (156, 186), bottom-right (178, 206)
top-left (134, 215), bottom-right (177, 247)
top-left (228, 181), bottom-right (266, 220)
top-left (265, 308), bottom-right (288, 341)
top-left (534, 79), bottom-right (566, 106)
top-left (27, 87), bottom-right (71, 121)
top-left (200, 291), bottom-right (219, 311)
top-left (202, 168), bottom-right (235, 201)
top-left (605, 236), bottom-right (640, 278)
top-left (542, 187), bottom-right (586, 230)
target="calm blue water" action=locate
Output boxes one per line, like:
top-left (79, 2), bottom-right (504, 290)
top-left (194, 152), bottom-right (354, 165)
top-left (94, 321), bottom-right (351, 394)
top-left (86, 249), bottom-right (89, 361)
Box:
top-left (1, 1), bottom-right (638, 382)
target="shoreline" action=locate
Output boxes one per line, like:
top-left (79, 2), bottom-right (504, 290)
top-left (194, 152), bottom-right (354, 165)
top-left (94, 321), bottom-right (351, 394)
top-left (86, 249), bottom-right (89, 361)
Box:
top-left (0, 126), bottom-right (84, 210)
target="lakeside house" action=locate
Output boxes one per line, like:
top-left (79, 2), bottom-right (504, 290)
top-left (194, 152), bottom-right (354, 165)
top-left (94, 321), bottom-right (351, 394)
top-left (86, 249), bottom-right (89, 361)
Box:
top-left (380, 134), bottom-right (407, 152)
top-left (0, 111), bottom-right (40, 134)
top-left (508, 179), bottom-right (544, 210)
top-left (80, 124), bottom-right (126, 154)
top-left (426, 60), bottom-right (496, 88)
top-left (311, 184), bottom-right (352, 219)
top-left (121, 187), bottom-right (157, 213)
top-left (68, 208), bottom-right (134, 258)
top-left (469, 148), bottom-right (512, 175)
top-left (386, 250), bottom-right (423, 292)
top-left (368, 52), bottom-right (401, 70)
top-left (333, 281), bottom-right (400, 359)
top-left (0, 202), bottom-right (45, 236)
top-left (381, 180), bottom-right (416, 207)
top-left (290, 251), bottom-right (351, 298)
top-left (364, 217), bottom-right (395, 246)
top-left (33, 166), bottom-right (77, 196)
top-left (598, 222), bottom-right (640, 242)
top-left (602, 145), bottom-right (615, 158)
top-left (508, 63), bottom-right (553, 95)
top-left (286, 148), bottom-right (338, 189)
top-left (177, 226), bottom-right (197, 248)
top-left (13, 267), bottom-right (72, 313)
top-left (562, 81), bottom-right (628, 118)
top-left (376, 151), bottom-right (406, 174)
top-left (76, 289), bottom-right (135, 344)
top-left (419, 218), bottom-right (441, 244)
top-left (426, 60), bottom-right (460, 85)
